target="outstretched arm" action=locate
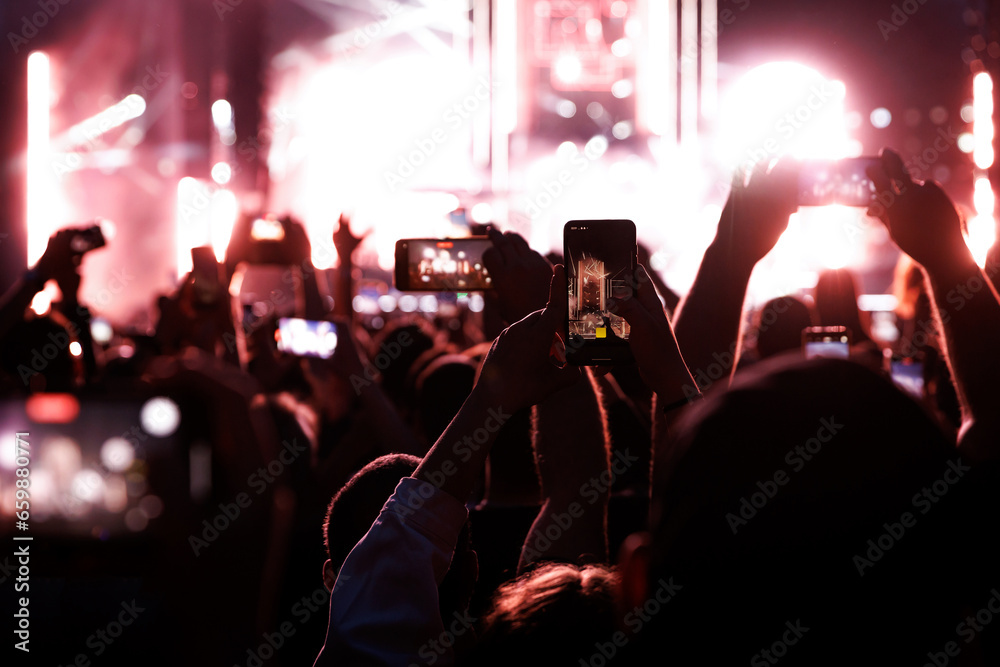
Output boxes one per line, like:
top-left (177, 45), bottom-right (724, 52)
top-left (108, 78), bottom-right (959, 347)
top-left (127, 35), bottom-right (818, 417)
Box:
top-left (413, 264), bottom-right (580, 501)
top-left (672, 160), bottom-right (798, 394)
top-left (868, 149), bottom-right (1000, 460)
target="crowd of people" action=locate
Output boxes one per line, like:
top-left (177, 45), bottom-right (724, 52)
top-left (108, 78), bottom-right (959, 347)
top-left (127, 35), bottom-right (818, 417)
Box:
top-left (2, 148), bottom-right (1000, 665)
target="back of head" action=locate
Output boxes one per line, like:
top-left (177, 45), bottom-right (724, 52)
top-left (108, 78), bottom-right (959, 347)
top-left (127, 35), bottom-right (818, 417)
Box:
top-left (324, 453), bottom-right (422, 573)
top-left (370, 320), bottom-right (436, 410)
top-left (1, 317), bottom-right (78, 393)
top-left (415, 354), bottom-right (477, 444)
top-left (468, 562), bottom-right (620, 667)
top-left (640, 356), bottom-right (979, 663)
top-left (324, 453), bottom-right (477, 622)
top-left (754, 296), bottom-right (814, 360)
top-left (814, 268), bottom-right (868, 341)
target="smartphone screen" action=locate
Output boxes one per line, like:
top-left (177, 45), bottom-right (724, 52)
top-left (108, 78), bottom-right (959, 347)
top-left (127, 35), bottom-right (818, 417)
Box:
top-left (276, 318), bottom-right (338, 358)
top-left (251, 216), bottom-right (286, 241)
top-left (394, 238), bottom-right (493, 291)
top-left (891, 359), bottom-right (924, 399)
top-left (802, 326), bottom-right (852, 359)
top-left (798, 157), bottom-right (880, 207)
top-left (564, 220), bottom-right (636, 365)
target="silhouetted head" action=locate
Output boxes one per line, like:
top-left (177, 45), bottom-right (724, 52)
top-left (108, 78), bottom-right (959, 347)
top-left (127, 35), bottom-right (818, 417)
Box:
top-left (753, 296), bottom-right (814, 360)
top-left (621, 356), bottom-right (982, 663)
top-left (369, 320), bottom-right (437, 410)
top-left (322, 453), bottom-right (478, 620)
top-left (0, 317), bottom-right (78, 393)
top-left (814, 268), bottom-right (869, 342)
top-left (415, 354), bottom-right (477, 444)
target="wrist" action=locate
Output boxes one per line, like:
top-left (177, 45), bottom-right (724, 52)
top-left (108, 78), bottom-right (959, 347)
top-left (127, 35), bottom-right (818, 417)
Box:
top-left (705, 237), bottom-right (758, 277)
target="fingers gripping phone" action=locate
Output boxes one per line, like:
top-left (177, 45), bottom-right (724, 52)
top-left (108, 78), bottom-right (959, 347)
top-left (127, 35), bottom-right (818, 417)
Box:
top-left (394, 238), bottom-right (493, 291)
top-left (564, 220), bottom-right (636, 365)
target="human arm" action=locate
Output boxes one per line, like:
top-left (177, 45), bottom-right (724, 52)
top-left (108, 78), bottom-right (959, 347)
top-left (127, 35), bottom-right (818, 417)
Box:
top-left (867, 149), bottom-right (1000, 459)
top-left (315, 266), bottom-right (578, 666)
top-left (332, 214), bottom-right (365, 321)
top-left (0, 229), bottom-right (81, 340)
top-left (609, 264), bottom-right (699, 487)
top-left (671, 160), bottom-right (798, 393)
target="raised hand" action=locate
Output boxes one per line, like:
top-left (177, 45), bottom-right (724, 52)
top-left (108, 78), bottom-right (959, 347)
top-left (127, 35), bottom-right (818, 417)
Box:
top-left (482, 227), bottom-right (553, 323)
top-left (715, 158), bottom-right (798, 271)
top-left (333, 213), bottom-right (368, 261)
top-left (609, 264), bottom-right (695, 402)
top-left (477, 264), bottom-right (581, 412)
top-left (865, 148), bottom-right (968, 274)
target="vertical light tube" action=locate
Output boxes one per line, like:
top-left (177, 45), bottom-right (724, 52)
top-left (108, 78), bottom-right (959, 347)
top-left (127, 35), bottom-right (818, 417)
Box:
top-left (491, 0), bottom-right (517, 195)
top-left (973, 72), bottom-right (994, 170)
top-left (27, 51), bottom-right (51, 266)
top-left (700, 0), bottom-right (717, 119)
top-left (679, 0), bottom-right (699, 147)
top-left (637, 0), bottom-right (676, 138)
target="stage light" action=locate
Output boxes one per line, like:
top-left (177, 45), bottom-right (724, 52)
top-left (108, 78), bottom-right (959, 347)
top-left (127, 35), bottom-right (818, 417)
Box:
top-left (611, 39), bottom-right (632, 58)
top-left (210, 189), bottom-right (238, 263)
top-left (211, 161), bottom-right (232, 184)
top-left (100, 437), bottom-right (135, 472)
top-left (611, 79), bottom-right (633, 99)
top-left (870, 108), bottom-right (891, 128)
top-left (612, 121), bottom-right (633, 140)
top-left (61, 94), bottom-right (146, 150)
top-left (554, 54), bottom-right (583, 83)
top-left (470, 202), bottom-right (493, 222)
top-left (973, 72), bottom-right (994, 169)
top-left (958, 133), bottom-right (975, 153)
top-left (141, 397), bottom-right (180, 437)
top-left (91, 317), bottom-right (113, 344)
top-left (719, 62), bottom-right (850, 170)
top-left (556, 99), bottom-right (577, 118)
top-left (69, 341), bottom-right (82, 357)
top-left (27, 51), bottom-right (53, 266)
top-left (212, 99), bottom-right (234, 129)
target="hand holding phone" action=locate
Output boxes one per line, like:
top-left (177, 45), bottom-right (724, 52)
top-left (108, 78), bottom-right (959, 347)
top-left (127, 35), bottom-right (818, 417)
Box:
top-left (482, 227), bottom-right (553, 323)
top-left (564, 220), bottom-right (636, 365)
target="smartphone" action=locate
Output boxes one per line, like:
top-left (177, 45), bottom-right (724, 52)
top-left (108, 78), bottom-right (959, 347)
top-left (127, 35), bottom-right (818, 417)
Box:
top-left (802, 326), bottom-right (852, 359)
top-left (890, 357), bottom-right (924, 399)
top-left (191, 246), bottom-right (221, 307)
top-left (69, 225), bottom-right (106, 255)
top-left (394, 238), bottom-right (493, 291)
top-left (276, 318), bottom-right (338, 358)
top-left (251, 216), bottom-right (286, 241)
top-left (798, 157), bottom-right (880, 207)
top-left (564, 220), bottom-right (636, 365)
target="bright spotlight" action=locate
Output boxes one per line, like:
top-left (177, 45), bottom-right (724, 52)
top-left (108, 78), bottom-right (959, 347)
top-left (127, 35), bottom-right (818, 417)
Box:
top-left (870, 107), bottom-right (892, 129)
top-left (719, 62), bottom-right (850, 170)
top-left (141, 397), bottom-right (180, 437)
top-left (211, 161), bottom-right (232, 184)
top-left (27, 51), bottom-right (53, 266)
top-left (554, 55), bottom-right (582, 84)
top-left (211, 99), bottom-right (234, 129)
